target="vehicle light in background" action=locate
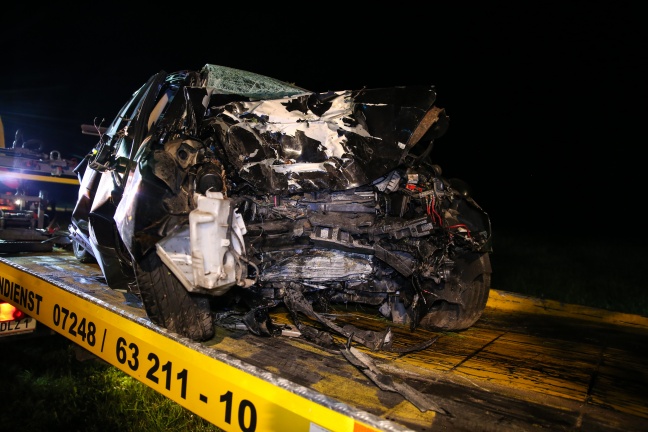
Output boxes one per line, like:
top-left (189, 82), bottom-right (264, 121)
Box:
top-left (0, 301), bottom-right (24, 322)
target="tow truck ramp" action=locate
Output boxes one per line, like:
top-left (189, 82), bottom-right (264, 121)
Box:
top-left (1, 250), bottom-right (647, 432)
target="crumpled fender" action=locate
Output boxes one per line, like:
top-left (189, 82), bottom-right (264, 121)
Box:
top-left (209, 86), bottom-right (448, 194)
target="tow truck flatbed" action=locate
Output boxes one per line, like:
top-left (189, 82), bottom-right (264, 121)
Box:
top-left (1, 249), bottom-right (646, 432)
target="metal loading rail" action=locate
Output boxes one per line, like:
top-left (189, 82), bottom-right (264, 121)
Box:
top-left (1, 250), bottom-right (647, 432)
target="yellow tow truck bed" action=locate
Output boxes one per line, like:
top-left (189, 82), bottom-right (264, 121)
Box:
top-left (1, 249), bottom-right (646, 432)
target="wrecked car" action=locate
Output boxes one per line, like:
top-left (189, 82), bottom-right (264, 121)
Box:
top-left (68, 64), bottom-right (493, 346)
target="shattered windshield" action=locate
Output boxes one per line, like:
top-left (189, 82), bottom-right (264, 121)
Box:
top-left (201, 64), bottom-right (308, 99)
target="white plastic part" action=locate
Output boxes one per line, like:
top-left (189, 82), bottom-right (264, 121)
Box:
top-left (156, 191), bottom-right (247, 295)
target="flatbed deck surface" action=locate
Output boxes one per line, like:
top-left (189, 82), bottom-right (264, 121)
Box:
top-left (1, 250), bottom-right (646, 431)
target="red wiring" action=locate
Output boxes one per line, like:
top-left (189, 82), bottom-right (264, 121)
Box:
top-left (426, 196), bottom-right (443, 226)
top-left (447, 223), bottom-right (472, 238)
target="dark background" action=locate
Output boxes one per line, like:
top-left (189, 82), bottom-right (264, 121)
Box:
top-left (0, 3), bottom-right (645, 232)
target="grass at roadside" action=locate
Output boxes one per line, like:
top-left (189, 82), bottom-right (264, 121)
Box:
top-left (0, 334), bottom-right (221, 432)
top-left (490, 227), bottom-right (645, 317)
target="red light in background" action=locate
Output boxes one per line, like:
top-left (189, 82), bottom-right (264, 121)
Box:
top-left (0, 302), bottom-right (25, 322)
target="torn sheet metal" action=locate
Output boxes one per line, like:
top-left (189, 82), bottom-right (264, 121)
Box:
top-left (340, 343), bottom-right (449, 415)
top-left (206, 85), bottom-right (443, 194)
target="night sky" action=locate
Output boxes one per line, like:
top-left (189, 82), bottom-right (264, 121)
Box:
top-left (1, 3), bottom-right (645, 233)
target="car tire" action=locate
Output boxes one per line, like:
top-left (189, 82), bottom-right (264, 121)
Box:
top-left (133, 249), bottom-right (215, 342)
top-left (418, 252), bottom-right (491, 331)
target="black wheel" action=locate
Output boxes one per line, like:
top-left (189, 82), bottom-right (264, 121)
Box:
top-left (0, 241), bottom-right (53, 254)
top-left (133, 249), bottom-right (215, 342)
top-left (418, 252), bottom-right (491, 331)
top-left (72, 239), bottom-right (96, 263)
